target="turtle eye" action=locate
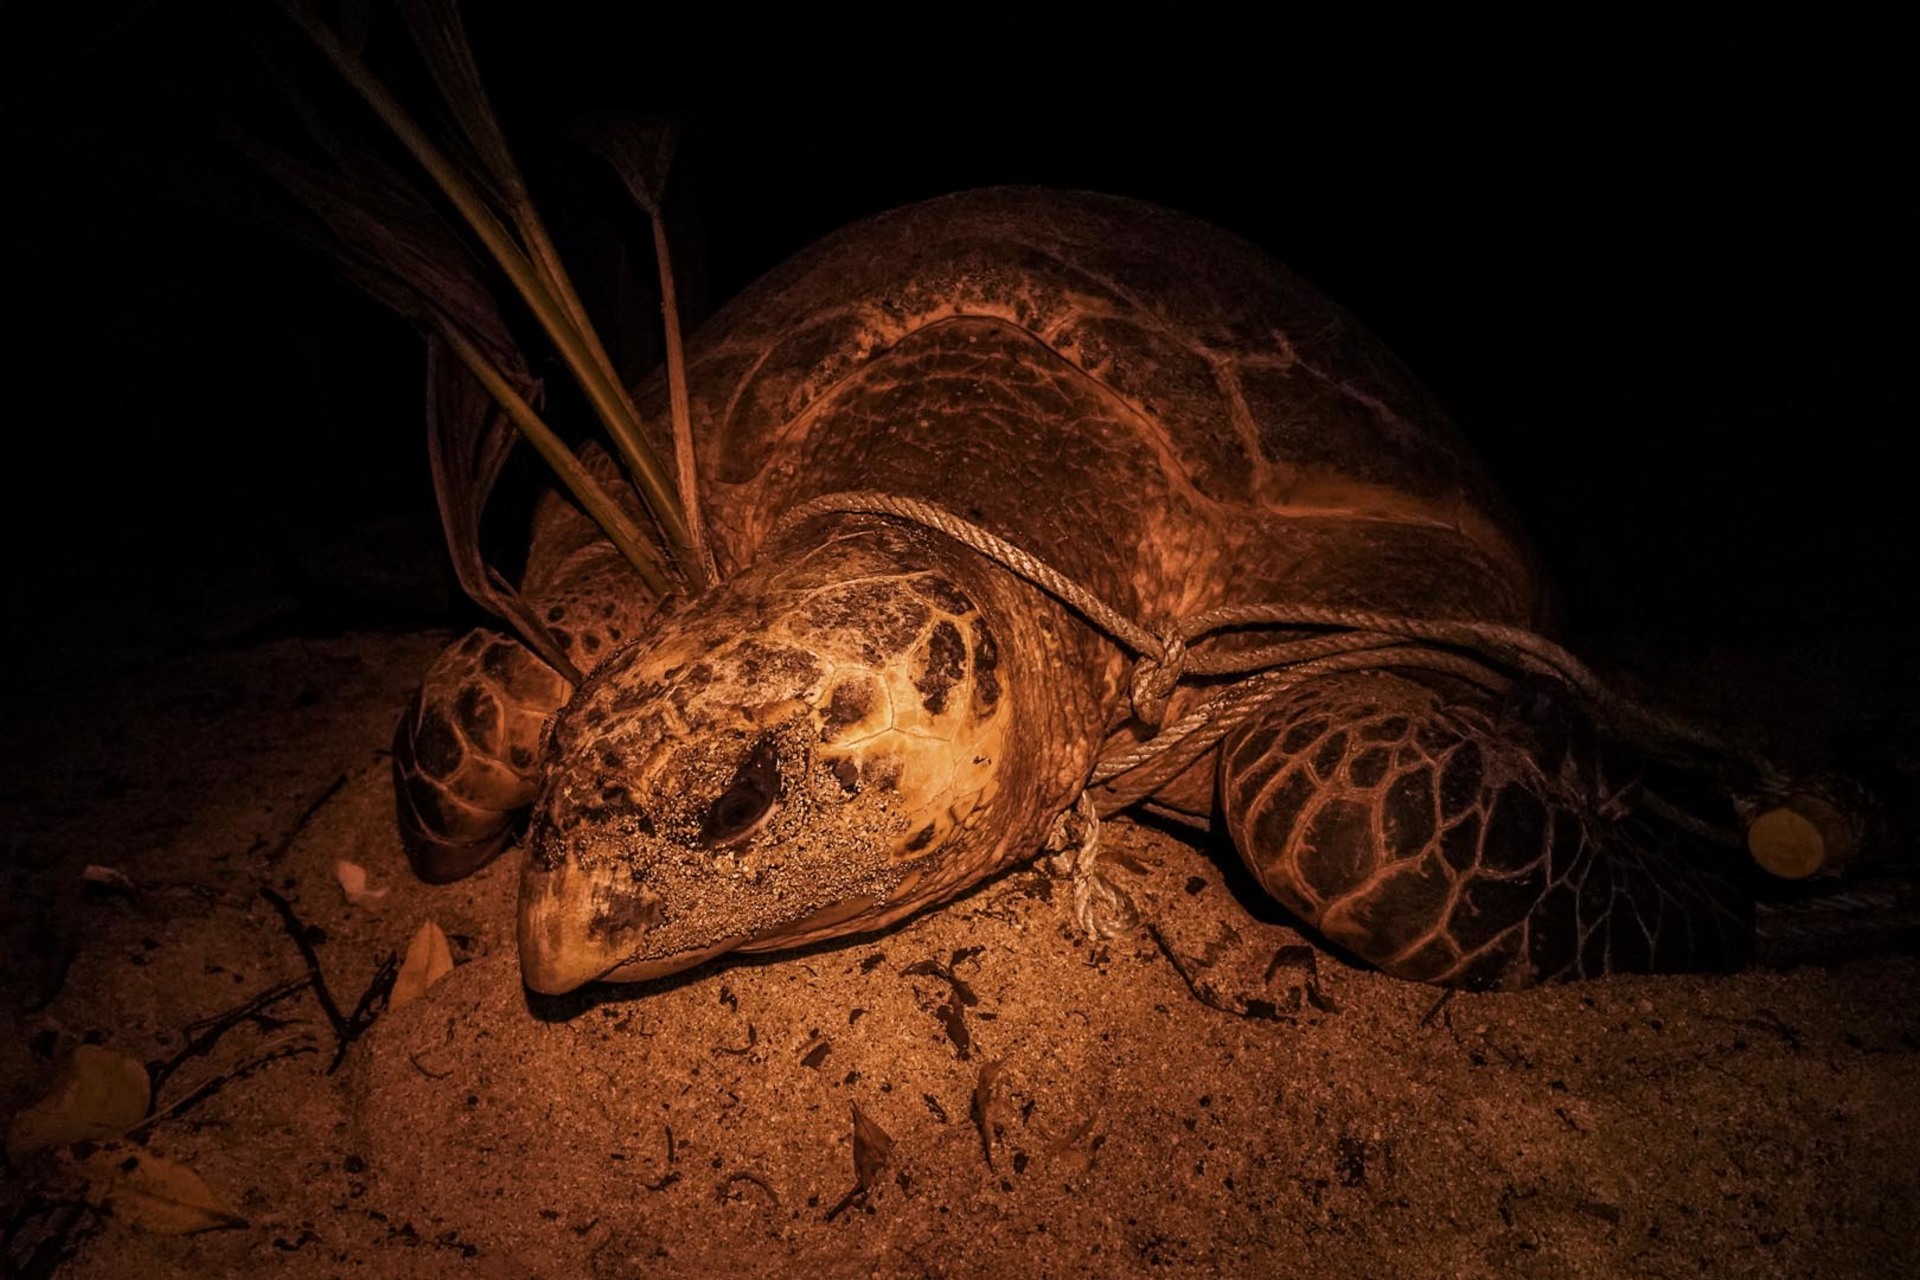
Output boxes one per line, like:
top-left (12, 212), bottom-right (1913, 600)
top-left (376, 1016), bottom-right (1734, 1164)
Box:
top-left (700, 737), bottom-right (781, 845)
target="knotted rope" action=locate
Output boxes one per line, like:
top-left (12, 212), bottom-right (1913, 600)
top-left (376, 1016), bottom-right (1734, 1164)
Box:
top-left (778, 491), bottom-right (1780, 788)
top-left (775, 490), bottom-right (1784, 931)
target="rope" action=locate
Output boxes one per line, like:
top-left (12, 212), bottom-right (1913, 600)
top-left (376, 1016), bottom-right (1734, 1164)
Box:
top-left (776, 490), bottom-right (1781, 852)
top-left (1090, 645), bottom-right (1512, 814)
top-left (1042, 792), bottom-right (1140, 937)
top-left (775, 491), bottom-right (1165, 657)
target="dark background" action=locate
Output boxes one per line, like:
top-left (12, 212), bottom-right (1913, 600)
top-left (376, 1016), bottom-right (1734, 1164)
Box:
top-left (3, 4), bottom-right (1910, 718)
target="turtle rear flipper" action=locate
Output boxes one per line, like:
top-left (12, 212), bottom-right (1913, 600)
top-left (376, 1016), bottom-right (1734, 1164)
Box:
top-left (393, 629), bottom-right (572, 882)
top-left (1219, 670), bottom-right (1753, 990)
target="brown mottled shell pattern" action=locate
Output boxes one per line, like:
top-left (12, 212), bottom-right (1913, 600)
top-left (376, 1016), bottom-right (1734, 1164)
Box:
top-left (673, 189), bottom-right (1543, 627)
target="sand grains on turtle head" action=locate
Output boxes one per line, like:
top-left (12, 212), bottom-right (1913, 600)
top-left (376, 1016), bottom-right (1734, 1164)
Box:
top-left (517, 534), bottom-right (1015, 994)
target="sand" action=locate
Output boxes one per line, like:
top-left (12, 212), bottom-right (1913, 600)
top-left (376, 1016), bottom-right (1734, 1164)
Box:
top-left (3, 631), bottom-right (1916, 1279)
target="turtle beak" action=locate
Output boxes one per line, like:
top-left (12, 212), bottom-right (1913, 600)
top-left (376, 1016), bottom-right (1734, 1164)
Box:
top-left (516, 854), bottom-right (633, 995)
top-left (516, 846), bottom-right (748, 993)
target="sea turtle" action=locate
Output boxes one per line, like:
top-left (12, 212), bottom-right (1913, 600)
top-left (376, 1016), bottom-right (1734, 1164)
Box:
top-left (390, 187), bottom-right (1752, 996)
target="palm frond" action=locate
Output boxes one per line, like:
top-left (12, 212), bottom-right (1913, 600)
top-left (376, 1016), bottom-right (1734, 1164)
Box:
top-left (276, 0), bottom-right (702, 581)
top-left (584, 115), bottom-right (716, 582)
top-left (240, 52), bottom-right (674, 659)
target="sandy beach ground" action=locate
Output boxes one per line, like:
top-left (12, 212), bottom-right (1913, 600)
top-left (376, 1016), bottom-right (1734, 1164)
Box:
top-left (4, 630), bottom-right (1915, 1279)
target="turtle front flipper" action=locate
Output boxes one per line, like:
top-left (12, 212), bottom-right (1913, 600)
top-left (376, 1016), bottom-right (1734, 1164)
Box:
top-left (396, 473), bottom-right (665, 882)
top-left (1218, 670), bottom-right (1753, 989)
top-left (393, 629), bottom-right (572, 882)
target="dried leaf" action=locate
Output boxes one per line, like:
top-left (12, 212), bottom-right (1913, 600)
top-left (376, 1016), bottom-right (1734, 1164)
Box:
top-left (850, 1102), bottom-right (894, 1188)
top-left (582, 114), bottom-right (677, 216)
top-left (78, 1142), bottom-right (248, 1234)
top-left (240, 122), bottom-right (523, 370)
top-left (934, 995), bottom-right (971, 1059)
top-left (335, 860), bottom-right (388, 906)
top-left (424, 338), bottom-right (584, 678)
top-left (390, 919), bottom-right (455, 1009)
top-left (80, 865), bottom-right (136, 893)
top-left (903, 957), bottom-right (979, 1006)
top-left (826, 1102), bottom-right (896, 1220)
top-left (715, 1170), bottom-right (780, 1207)
top-left (7, 1045), bottom-right (152, 1163)
top-left (272, 0), bottom-right (696, 599)
top-left (904, 957), bottom-right (976, 1058)
top-left (1046, 1114), bottom-right (1101, 1177)
top-left (397, 0), bottom-right (528, 208)
top-left (712, 1023), bottom-right (758, 1057)
top-left (240, 94), bottom-right (595, 666)
top-left (971, 1060), bottom-right (1003, 1169)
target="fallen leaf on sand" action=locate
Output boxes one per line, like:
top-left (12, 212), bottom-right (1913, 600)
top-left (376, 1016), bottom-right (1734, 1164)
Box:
top-left (826, 1101), bottom-right (896, 1219)
top-left (80, 865), bottom-right (137, 893)
top-left (336, 860), bottom-right (388, 906)
top-left (971, 1060), bottom-right (1003, 1169)
top-left (1046, 1113), bottom-right (1101, 1177)
top-left (77, 1142), bottom-right (248, 1234)
top-left (390, 919), bottom-right (455, 1008)
top-left (7, 1045), bottom-right (152, 1163)
top-left (851, 1101), bottom-right (895, 1187)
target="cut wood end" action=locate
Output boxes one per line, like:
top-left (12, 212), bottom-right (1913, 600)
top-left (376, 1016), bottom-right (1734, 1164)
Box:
top-left (1747, 796), bottom-right (1853, 880)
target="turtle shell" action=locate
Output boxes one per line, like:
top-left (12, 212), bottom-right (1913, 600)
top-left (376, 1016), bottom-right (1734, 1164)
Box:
top-left (497, 188), bottom-right (1572, 987)
top-left (624, 187), bottom-right (1545, 634)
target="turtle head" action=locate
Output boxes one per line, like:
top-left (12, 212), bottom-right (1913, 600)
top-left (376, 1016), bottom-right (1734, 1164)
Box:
top-left (517, 521), bottom-right (1027, 994)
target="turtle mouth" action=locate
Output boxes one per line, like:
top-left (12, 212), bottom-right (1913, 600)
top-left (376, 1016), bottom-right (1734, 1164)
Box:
top-left (516, 825), bottom-right (907, 992)
top-left (588, 936), bottom-right (747, 987)
top-left (516, 850), bottom-right (710, 995)
top-left (516, 864), bottom-right (751, 994)
top-left (515, 850), bottom-right (892, 993)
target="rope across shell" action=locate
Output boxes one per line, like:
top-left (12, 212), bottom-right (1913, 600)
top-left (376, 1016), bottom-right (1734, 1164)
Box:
top-left (775, 490), bottom-right (1784, 807)
top-left (772, 489), bottom-right (1811, 937)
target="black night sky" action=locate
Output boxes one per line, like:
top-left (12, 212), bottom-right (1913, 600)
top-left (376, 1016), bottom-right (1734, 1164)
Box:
top-left (3, 4), bottom-right (1911, 724)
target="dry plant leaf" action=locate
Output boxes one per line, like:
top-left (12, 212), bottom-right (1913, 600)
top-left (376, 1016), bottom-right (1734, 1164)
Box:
top-left (335, 859), bottom-right (389, 906)
top-left (6, 1045), bottom-right (152, 1163)
top-left (390, 919), bottom-right (455, 1008)
top-left (850, 1101), bottom-right (895, 1189)
top-left (826, 1101), bottom-right (897, 1219)
top-left (1046, 1113), bottom-right (1101, 1177)
top-left (971, 1059), bottom-right (1003, 1169)
top-left (78, 1142), bottom-right (248, 1234)
top-left (80, 865), bottom-right (137, 893)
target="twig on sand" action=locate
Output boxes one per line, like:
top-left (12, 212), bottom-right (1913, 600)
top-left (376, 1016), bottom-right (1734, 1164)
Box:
top-left (150, 974), bottom-right (312, 1095)
top-left (265, 773), bottom-right (346, 864)
top-left (259, 887), bottom-right (397, 1072)
top-left (128, 1035), bottom-right (319, 1137)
